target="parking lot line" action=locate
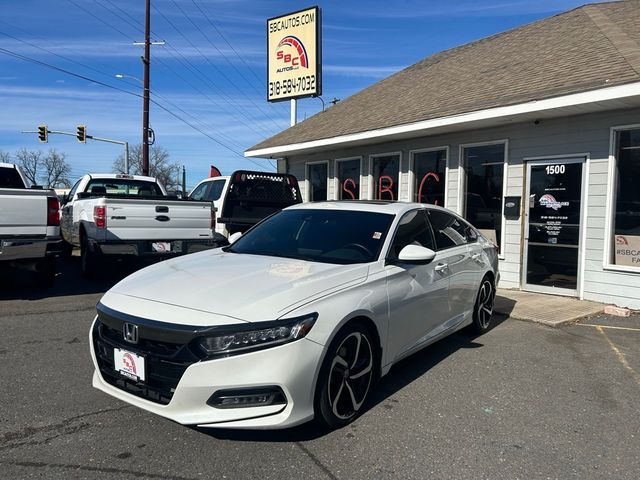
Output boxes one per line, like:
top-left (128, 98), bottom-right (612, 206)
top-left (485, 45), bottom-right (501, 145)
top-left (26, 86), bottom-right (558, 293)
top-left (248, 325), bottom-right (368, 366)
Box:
top-left (594, 325), bottom-right (640, 386)
top-left (576, 323), bottom-right (640, 332)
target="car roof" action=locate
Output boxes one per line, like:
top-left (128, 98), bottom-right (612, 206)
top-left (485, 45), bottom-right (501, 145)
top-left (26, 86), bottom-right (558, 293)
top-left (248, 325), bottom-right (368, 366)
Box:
top-left (285, 200), bottom-right (452, 215)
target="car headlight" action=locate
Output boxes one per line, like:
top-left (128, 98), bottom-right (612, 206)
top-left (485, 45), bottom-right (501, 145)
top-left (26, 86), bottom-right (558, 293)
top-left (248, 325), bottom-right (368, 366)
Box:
top-left (193, 313), bottom-right (317, 359)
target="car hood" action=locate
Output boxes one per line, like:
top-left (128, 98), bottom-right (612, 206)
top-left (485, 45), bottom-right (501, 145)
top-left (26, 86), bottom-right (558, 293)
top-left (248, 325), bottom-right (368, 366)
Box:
top-left (102, 248), bottom-right (370, 326)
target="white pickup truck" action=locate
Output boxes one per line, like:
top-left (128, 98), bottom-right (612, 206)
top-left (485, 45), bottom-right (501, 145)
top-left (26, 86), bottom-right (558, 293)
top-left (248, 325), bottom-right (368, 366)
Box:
top-left (0, 162), bottom-right (62, 286)
top-left (188, 170), bottom-right (302, 237)
top-left (60, 173), bottom-right (226, 276)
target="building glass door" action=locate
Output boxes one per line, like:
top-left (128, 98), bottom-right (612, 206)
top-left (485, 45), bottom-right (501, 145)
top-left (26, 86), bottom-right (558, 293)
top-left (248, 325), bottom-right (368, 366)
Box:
top-left (523, 158), bottom-right (585, 295)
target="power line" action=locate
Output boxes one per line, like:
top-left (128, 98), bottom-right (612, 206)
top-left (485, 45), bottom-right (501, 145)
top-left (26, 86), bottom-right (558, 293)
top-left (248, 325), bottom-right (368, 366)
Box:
top-left (176, 1), bottom-right (265, 100)
top-left (151, 6), bottom-right (280, 136)
top-left (95, 0), bottom-right (283, 140)
top-left (94, 0), bottom-right (145, 35)
top-left (0, 45), bottom-right (269, 167)
top-left (151, 99), bottom-right (265, 168)
top-left (0, 28), bottom-right (140, 91)
top-left (0, 46), bottom-right (141, 97)
top-left (161, 1), bottom-right (287, 131)
top-left (190, 0), bottom-right (289, 115)
top-left (153, 57), bottom-right (272, 139)
top-left (79, 0), bottom-right (279, 140)
top-left (65, 0), bottom-right (136, 41)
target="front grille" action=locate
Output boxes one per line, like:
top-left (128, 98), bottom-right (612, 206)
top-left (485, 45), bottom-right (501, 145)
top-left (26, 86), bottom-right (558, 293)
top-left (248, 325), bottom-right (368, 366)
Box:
top-left (92, 319), bottom-right (200, 405)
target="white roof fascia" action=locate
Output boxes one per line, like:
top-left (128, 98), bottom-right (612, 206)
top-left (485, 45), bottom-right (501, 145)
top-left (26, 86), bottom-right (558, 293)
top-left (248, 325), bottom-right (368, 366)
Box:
top-left (245, 81), bottom-right (640, 158)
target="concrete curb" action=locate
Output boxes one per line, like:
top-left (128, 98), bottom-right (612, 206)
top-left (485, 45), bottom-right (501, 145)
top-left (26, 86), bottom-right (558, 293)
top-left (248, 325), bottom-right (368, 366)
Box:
top-left (494, 289), bottom-right (605, 328)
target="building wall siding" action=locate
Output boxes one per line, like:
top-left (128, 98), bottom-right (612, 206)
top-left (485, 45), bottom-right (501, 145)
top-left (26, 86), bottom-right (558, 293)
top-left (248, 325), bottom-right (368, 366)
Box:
top-left (284, 107), bottom-right (640, 308)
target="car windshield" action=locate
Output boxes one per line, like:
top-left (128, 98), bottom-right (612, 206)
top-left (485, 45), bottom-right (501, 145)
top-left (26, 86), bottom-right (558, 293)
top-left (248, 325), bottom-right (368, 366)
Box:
top-left (226, 209), bottom-right (394, 264)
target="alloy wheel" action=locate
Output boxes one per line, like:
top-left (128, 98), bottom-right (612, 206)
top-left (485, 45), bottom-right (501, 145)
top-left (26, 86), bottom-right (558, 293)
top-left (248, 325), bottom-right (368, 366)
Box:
top-left (327, 331), bottom-right (374, 421)
top-left (477, 279), bottom-right (494, 329)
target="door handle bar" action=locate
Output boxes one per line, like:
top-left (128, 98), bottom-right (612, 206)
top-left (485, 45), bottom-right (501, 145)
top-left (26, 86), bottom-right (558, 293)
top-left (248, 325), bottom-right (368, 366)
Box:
top-left (435, 263), bottom-right (449, 273)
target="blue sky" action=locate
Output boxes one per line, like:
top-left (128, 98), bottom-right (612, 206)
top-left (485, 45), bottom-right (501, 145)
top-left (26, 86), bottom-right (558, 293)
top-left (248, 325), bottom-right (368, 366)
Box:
top-left (0, 0), bottom-right (600, 188)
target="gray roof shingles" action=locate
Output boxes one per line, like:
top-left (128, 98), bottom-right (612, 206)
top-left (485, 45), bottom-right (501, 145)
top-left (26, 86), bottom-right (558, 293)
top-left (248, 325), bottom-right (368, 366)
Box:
top-left (247, 0), bottom-right (640, 153)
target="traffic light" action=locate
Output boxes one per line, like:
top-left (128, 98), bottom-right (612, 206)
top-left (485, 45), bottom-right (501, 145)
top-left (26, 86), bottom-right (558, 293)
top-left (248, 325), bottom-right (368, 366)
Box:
top-left (38, 125), bottom-right (48, 143)
top-left (76, 125), bottom-right (86, 143)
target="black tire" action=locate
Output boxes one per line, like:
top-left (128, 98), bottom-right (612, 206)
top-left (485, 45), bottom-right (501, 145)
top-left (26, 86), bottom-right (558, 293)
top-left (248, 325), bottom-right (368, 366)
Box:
top-left (34, 258), bottom-right (55, 288)
top-left (80, 234), bottom-right (97, 278)
top-left (470, 275), bottom-right (495, 334)
top-left (315, 322), bottom-right (377, 429)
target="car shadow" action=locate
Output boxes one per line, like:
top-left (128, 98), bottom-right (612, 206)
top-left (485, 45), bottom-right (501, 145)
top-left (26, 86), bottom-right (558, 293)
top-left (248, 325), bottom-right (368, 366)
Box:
top-left (0, 254), bottom-right (143, 301)
top-left (195, 313), bottom-right (509, 443)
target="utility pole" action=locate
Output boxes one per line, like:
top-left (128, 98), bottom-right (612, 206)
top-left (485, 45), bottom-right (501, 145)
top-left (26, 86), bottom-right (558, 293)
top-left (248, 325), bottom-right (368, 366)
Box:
top-left (142, 0), bottom-right (151, 176)
top-left (182, 165), bottom-right (186, 197)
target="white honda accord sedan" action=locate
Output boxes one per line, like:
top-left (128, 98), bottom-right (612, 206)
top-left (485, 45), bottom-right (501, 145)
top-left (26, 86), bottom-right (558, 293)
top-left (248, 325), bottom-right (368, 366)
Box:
top-left (90, 201), bottom-right (499, 429)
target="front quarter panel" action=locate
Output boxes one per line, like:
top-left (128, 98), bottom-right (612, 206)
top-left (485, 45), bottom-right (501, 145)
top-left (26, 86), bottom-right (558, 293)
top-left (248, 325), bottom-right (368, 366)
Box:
top-left (287, 260), bottom-right (390, 366)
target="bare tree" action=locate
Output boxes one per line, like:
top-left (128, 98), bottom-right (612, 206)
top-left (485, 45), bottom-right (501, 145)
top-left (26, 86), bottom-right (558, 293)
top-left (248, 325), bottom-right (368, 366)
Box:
top-left (41, 149), bottom-right (71, 188)
top-left (15, 148), bottom-right (42, 186)
top-left (113, 144), bottom-right (181, 190)
top-left (0, 150), bottom-right (10, 163)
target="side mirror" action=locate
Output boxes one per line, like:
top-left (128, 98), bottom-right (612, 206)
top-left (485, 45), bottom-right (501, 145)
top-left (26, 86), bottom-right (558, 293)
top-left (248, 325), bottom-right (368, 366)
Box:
top-left (228, 232), bottom-right (242, 244)
top-left (397, 245), bottom-right (437, 264)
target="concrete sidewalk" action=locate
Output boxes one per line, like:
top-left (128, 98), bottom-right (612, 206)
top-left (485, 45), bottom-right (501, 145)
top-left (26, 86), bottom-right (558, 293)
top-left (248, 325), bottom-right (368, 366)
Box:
top-left (494, 289), bottom-right (604, 327)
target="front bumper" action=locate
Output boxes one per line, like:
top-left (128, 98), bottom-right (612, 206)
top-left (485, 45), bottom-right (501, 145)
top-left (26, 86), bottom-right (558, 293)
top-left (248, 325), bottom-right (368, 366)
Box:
top-left (90, 316), bottom-right (323, 429)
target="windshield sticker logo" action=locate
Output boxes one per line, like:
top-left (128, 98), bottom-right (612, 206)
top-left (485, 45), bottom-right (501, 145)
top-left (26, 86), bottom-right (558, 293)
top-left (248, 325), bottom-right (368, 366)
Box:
top-left (539, 194), bottom-right (569, 211)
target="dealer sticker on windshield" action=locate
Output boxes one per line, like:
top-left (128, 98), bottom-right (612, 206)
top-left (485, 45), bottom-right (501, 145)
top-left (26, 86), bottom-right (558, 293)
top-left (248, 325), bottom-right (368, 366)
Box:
top-left (113, 348), bottom-right (146, 382)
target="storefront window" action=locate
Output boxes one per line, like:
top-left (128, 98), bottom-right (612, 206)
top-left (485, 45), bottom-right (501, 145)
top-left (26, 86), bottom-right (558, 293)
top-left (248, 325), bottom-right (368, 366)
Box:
top-left (336, 159), bottom-right (360, 200)
top-left (371, 154), bottom-right (399, 201)
top-left (613, 129), bottom-right (640, 267)
top-left (413, 149), bottom-right (446, 205)
top-left (462, 143), bottom-right (505, 250)
top-left (307, 162), bottom-right (328, 201)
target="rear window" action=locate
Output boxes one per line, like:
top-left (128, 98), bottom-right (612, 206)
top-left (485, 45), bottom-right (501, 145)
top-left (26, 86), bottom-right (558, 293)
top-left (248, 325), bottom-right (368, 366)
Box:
top-left (85, 179), bottom-right (163, 196)
top-left (0, 167), bottom-right (25, 188)
top-left (206, 180), bottom-right (225, 201)
top-left (227, 172), bottom-right (300, 204)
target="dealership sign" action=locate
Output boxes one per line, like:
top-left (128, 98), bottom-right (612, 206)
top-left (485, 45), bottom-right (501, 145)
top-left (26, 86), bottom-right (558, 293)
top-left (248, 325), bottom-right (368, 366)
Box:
top-left (267, 6), bottom-right (321, 102)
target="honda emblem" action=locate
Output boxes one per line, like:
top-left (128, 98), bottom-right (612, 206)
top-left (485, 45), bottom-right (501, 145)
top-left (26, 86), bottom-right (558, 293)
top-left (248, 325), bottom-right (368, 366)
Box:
top-left (123, 323), bottom-right (139, 344)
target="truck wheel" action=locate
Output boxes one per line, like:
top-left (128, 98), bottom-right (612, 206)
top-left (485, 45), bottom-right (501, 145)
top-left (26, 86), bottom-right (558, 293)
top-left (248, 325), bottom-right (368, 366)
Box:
top-left (35, 258), bottom-right (56, 288)
top-left (80, 236), bottom-right (97, 278)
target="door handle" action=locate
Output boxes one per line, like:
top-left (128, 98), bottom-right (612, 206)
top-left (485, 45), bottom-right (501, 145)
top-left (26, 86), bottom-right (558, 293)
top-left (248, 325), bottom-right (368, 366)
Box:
top-left (471, 253), bottom-right (483, 262)
top-left (435, 263), bottom-right (449, 274)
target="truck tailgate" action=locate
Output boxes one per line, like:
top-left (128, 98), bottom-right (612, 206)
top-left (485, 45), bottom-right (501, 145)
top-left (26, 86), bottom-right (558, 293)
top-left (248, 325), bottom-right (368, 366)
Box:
top-left (103, 199), bottom-right (212, 240)
top-left (0, 189), bottom-right (49, 237)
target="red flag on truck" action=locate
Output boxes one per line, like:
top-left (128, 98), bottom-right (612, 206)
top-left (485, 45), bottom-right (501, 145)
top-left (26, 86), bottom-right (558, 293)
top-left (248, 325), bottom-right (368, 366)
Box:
top-left (209, 166), bottom-right (221, 178)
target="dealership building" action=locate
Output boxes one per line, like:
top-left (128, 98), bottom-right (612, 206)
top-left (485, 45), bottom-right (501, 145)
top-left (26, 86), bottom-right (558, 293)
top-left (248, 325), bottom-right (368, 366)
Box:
top-left (246, 0), bottom-right (640, 309)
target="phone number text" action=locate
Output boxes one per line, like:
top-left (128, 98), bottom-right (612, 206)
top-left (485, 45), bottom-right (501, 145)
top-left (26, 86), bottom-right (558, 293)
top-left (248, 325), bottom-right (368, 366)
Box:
top-left (269, 75), bottom-right (317, 98)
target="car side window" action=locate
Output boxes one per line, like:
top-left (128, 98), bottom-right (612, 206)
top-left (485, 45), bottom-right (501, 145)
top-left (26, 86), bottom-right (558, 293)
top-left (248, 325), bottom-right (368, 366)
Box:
top-left (388, 209), bottom-right (435, 260)
top-left (66, 179), bottom-right (81, 203)
top-left (206, 180), bottom-right (225, 201)
top-left (428, 210), bottom-right (470, 249)
top-left (190, 182), bottom-right (210, 201)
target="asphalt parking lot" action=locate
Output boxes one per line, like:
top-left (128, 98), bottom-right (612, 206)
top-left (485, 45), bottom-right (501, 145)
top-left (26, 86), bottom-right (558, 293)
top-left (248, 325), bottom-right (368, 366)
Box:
top-left (1, 257), bottom-right (639, 479)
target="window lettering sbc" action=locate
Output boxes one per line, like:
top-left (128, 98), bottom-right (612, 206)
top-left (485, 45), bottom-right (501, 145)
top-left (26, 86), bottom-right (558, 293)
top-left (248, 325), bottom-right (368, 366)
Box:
top-left (342, 178), bottom-right (357, 200)
top-left (378, 176), bottom-right (394, 200)
top-left (417, 172), bottom-right (440, 205)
